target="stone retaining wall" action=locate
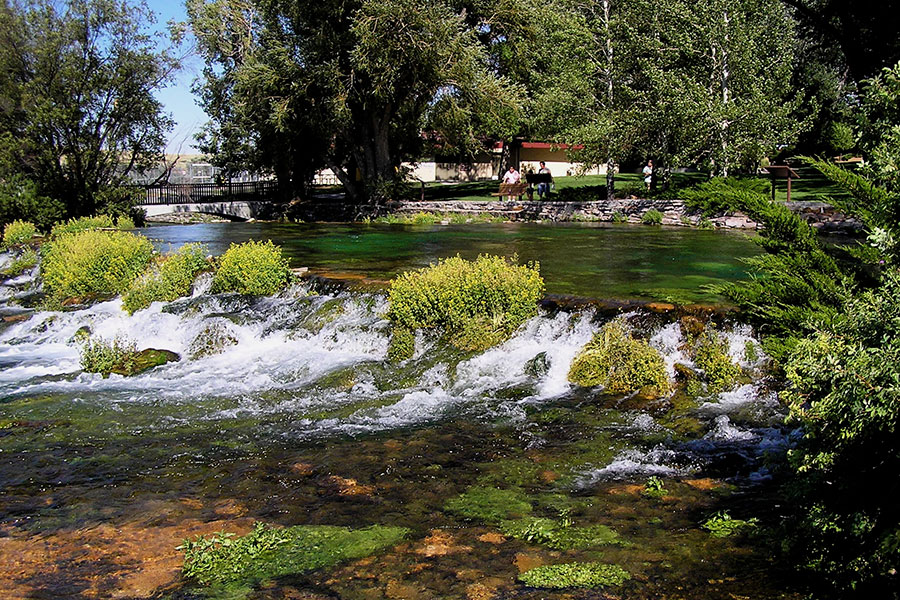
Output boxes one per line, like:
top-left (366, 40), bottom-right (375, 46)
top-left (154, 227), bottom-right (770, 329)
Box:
top-left (389, 198), bottom-right (862, 232)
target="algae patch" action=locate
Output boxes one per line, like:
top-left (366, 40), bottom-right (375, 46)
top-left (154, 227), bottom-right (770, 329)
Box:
top-left (500, 517), bottom-right (619, 550)
top-left (519, 561), bottom-right (631, 589)
top-left (179, 522), bottom-right (408, 587)
top-left (444, 486), bottom-right (532, 522)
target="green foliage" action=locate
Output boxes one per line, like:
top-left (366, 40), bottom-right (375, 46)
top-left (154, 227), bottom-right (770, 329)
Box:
top-left (0, 176), bottom-right (64, 231)
top-left (40, 229), bottom-right (154, 301)
top-left (122, 244), bottom-right (209, 314)
top-left (79, 335), bottom-right (139, 377)
top-left (500, 517), bottom-right (619, 550)
top-left (0, 0), bottom-right (175, 218)
top-left (387, 255), bottom-right (544, 352)
top-left (642, 476), bottom-right (668, 499)
top-left (518, 562), bottom-right (631, 589)
top-left (211, 240), bottom-right (292, 296)
top-left (701, 511), bottom-right (759, 538)
top-left (611, 211), bottom-right (627, 223)
top-left (779, 269), bottom-right (900, 593)
top-left (50, 215), bottom-right (115, 238)
top-left (1, 248), bottom-right (38, 277)
top-left (387, 327), bottom-right (415, 363)
top-left (2, 220), bottom-right (36, 247)
top-left (116, 216), bottom-right (135, 230)
top-left (568, 319), bottom-right (670, 395)
top-left (691, 177), bottom-right (851, 360)
top-left (697, 217), bottom-right (715, 230)
top-left (444, 486), bottom-right (532, 523)
top-left (692, 329), bottom-right (742, 393)
top-left (179, 521), bottom-right (408, 586)
top-left (640, 209), bottom-right (663, 225)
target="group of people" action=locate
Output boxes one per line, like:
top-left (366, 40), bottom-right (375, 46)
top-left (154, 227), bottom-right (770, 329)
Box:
top-left (502, 159), bottom-right (654, 201)
top-left (502, 161), bottom-right (554, 200)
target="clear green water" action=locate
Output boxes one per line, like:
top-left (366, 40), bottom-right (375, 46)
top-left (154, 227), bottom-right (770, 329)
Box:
top-left (142, 222), bottom-right (760, 303)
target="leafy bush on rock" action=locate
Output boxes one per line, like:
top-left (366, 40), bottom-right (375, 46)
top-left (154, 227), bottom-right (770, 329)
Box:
top-left (211, 240), bottom-right (292, 296)
top-left (2, 220), bottom-right (37, 247)
top-left (568, 319), bottom-right (670, 396)
top-left (122, 243), bottom-right (209, 314)
top-left (50, 215), bottom-right (115, 238)
top-left (40, 229), bottom-right (153, 301)
top-left (386, 254), bottom-right (544, 360)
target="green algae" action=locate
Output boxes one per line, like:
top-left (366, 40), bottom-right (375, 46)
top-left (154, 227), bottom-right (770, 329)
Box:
top-left (444, 486), bottom-right (532, 522)
top-left (180, 522), bottom-right (409, 587)
top-left (500, 516), bottom-right (620, 550)
top-left (519, 562), bottom-right (631, 589)
top-left (701, 511), bottom-right (759, 538)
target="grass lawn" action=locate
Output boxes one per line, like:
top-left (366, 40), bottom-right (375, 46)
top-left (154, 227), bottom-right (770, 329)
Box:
top-left (312, 166), bottom-right (852, 204)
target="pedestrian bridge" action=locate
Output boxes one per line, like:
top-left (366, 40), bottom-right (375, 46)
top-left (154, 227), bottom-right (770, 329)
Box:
top-left (137, 181), bottom-right (284, 221)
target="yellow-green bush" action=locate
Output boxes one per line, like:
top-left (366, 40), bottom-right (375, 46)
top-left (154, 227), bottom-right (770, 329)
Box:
top-left (116, 215), bottom-right (135, 230)
top-left (2, 220), bottom-right (37, 247)
top-left (692, 329), bottom-right (742, 392)
top-left (568, 319), bottom-right (670, 395)
top-left (50, 215), bottom-right (115, 238)
top-left (1, 248), bottom-right (38, 277)
top-left (40, 229), bottom-right (154, 301)
top-left (386, 255), bottom-right (544, 360)
top-left (211, 240), bottom-right (292, 296)
top-left (122, 243), bottom-right (209, 313)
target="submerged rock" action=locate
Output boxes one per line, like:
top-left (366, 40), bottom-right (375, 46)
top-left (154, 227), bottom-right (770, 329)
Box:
top-left (524, 351), bottom-right (550, 378)
top-left (188, 320), bottom-right (239, 359)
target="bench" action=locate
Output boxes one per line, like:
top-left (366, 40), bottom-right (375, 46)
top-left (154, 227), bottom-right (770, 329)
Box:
top-left (491, 182), bottom-right (529, 199)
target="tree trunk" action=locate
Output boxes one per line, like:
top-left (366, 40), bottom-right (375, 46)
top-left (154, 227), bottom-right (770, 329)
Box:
top-left (606, 158), bottom-right (615, 201)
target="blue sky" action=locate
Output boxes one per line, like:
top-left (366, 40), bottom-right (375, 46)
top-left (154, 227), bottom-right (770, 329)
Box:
top-left (146, 0), bottom-right (207, 154)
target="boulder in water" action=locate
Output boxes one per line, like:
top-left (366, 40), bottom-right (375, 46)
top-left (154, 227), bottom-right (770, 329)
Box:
top-left (110, 348), bottom-right (180, 377)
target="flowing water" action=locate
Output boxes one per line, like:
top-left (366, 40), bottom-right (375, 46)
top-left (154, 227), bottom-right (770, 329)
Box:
top-left (0, 228), bottom-right (803, 599)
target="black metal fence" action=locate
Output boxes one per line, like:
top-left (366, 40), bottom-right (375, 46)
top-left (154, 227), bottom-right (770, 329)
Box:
top-left (142, 180), bottom-right (281, 205)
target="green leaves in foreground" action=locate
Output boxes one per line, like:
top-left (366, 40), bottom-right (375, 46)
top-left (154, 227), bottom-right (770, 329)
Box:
top-left (701, 511), bottom-right (759, 538)
top-left (500, 517), bottom-right (619, 550)
top-left (179, 522), bottom-right (409, 586)
top-left (519, 562), bottom-right (630, 589)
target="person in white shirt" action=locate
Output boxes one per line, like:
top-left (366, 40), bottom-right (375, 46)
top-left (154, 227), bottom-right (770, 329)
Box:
top-left (502, 165), bottom-right (521, 200)
top-left (643, 159), bottom-right (653, 191)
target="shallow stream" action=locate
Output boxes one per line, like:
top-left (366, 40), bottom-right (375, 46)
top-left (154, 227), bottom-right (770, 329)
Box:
top-left (0, 225), bottom-right (803, 599)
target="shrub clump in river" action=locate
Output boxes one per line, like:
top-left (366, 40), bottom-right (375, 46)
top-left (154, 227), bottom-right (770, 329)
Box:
top-left (386, 254), bottom-right (544, 361)
top-left (40, 228), bottom-right (153, 302)
top-left (2, 219), bottom-right (37, 248)
top-left (568, 319), bottom-right (670, 396)
top-left (121, 243), bottom-right (209, 314)
top-left (211, 239), bottom-right (292, 296)
top-left (79, 335), bottom-right (179, 377)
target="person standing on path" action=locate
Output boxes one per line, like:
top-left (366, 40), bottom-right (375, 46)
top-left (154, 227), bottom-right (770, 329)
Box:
top-left (643, 159), bottom-right (653, 191)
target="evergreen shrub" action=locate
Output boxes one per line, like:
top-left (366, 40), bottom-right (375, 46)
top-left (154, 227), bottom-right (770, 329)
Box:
top-left (211, 240), bottom-right (292, 295)
top-left (386, 254), bottom-right (544, 360)
top-left (122, 243), bottom-right (209, 314)
top-left (40, 229), bottom-right (153, 301)
top-left (568, 319), bottom-right (670, 395)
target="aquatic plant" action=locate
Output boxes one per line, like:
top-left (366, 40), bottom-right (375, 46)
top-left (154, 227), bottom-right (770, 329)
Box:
top-left (611, 211), bottom-right (627, 223)
top-left (444, 486), bottom-right (532, 522)
top-left (2, 220), bottom-right (36, 247)
top-left (179, 522), bottom-right (408, 586)
top-left (49, 215), bottom-right (115, 238)
top-left (519, 562), bottom-right (631, 589)
top-left (692, 328), bottom-right (742, 393)
top-left (386, 254), bottom-right (544, 359)
top-left (1, 248), bottom-right (37, 277)
top-left (121, 243), bottom-right (209, 314)
top-left (500, 517), bottom-right (619, 550)
top-left (79, 335), bottom-right (178, 377)
top-left (211, 240), bottom-right (292, 296)
top-left (641, 209), bottom-right (663, 225)
top-left (387, 326), bottom-right (415, 363)
top-left (701, 511), bottom-right (759, 538)
top-left (698, 217), bottom-right (715, 230)
top-left (642, 476), bottom-right (668, 499)
top-left (40, 229), bottom-right (154, 301)
top-left (568, 319), bottom-right (670, 396)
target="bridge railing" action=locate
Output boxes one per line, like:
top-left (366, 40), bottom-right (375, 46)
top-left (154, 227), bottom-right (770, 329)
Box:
top-left (142, 180), bottom-right (282, 205)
